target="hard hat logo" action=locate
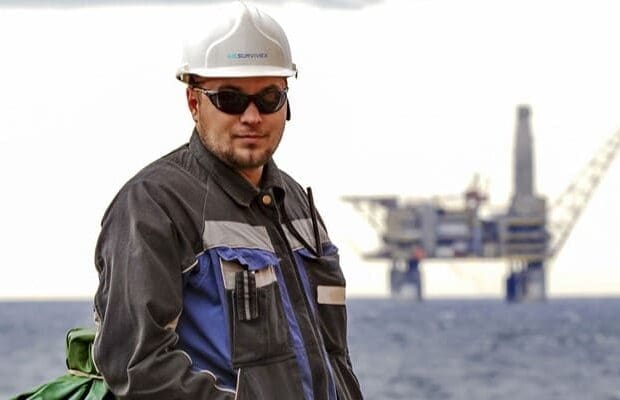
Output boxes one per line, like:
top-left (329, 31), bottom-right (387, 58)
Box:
top-left (176, 2), bottom-right (297, 82)
top-left (227, 52), bottom-right (268, 60)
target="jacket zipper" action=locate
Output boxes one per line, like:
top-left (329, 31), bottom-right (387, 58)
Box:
top-left (273, 196), bottom-right (332, 399)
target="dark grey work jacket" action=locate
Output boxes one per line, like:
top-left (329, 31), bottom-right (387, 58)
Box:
top-left (93, 131), bottom-right (363, 399)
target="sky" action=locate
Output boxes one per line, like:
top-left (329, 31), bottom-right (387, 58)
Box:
top-left (0, 0), bottom-right (619, 300)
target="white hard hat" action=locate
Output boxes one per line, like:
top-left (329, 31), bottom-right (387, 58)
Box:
top-left (176, 2), bottom-right (297, 83)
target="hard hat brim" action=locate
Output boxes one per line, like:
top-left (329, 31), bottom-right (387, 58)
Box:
top-left (177, 65), bottom-right (297, 83)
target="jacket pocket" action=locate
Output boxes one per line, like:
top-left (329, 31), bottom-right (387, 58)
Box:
top-left (220, 257), bottom-right (292, 366)
top-left (236, 356), bottom-right (305, 400)
top-left (296, 246), bottom-right (348, 355)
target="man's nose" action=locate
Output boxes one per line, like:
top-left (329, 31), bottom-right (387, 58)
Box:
top-left (240, 101), bottom-right (262, 124)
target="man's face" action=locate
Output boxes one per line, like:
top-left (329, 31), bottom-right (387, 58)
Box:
top-left (188, 76), bottom-right (288, 176)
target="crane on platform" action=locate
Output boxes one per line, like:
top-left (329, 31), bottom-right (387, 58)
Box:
top-left (547, 130), bottom-right (620, 259)
top-left (343, 106), bottom-right (620, 302)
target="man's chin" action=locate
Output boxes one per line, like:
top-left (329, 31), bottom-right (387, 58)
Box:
top-left (227, 151), bottom-right (272, 170)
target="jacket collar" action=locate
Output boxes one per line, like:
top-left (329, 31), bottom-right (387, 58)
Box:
top-left (189, 129), bottom-right (285, 207)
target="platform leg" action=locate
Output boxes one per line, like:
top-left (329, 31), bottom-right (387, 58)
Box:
top-left (390, 259), bottom-right (423, 300)
top-left (505, 260), bottom-right (546, 302)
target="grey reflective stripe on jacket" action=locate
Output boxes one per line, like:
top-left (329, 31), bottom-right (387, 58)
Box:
top-left (93, 131), bottom-right (363, 399)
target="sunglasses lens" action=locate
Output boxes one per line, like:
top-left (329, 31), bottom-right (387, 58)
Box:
top-left (255, 88), bottom-right (287, 113)
top-left (204, 88), bottom-right (287, 115)
top-left (211, 91), bottom-right (249, 114)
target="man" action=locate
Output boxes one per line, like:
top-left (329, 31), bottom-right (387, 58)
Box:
top-left (92, 2), bottom-right (363, 400)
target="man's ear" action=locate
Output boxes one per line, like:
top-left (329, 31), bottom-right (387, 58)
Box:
top-left (186, 87), bottom-right (199, 122)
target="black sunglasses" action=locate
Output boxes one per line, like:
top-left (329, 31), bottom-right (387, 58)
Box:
top-left (192, 86), bottom-right (288, 115)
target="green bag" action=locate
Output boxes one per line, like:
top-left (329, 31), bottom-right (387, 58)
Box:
top-left (10, 328), bottom-right (115, 400)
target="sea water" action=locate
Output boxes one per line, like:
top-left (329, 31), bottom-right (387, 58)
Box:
top-left (1, 298), bottom-right (619, 399)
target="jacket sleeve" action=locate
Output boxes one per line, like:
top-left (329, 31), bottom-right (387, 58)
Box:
top-left (92, 181), bottom-right (233, 400)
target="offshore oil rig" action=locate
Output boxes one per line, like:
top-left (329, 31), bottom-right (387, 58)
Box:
top-left (344, 106), bottom-right (620, 301)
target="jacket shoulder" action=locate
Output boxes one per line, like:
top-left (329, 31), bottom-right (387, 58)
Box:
top-left (102, 143), bottom-right (208, 216)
